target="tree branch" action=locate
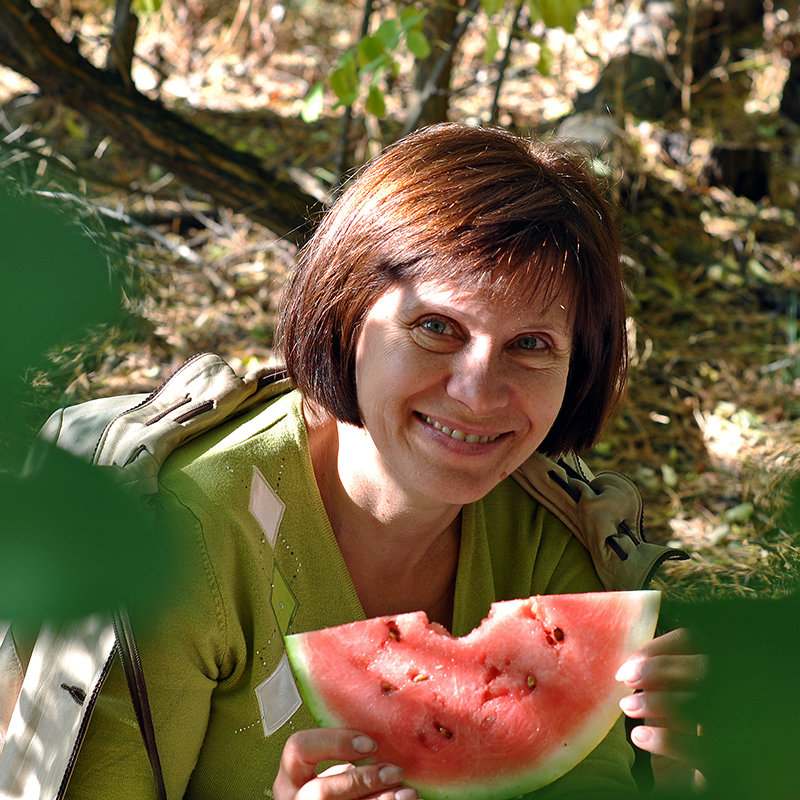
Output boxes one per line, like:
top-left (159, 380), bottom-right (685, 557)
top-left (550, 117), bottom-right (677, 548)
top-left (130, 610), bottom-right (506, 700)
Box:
top-left (0, 0), bottom-right (320, 244)
top-left (489, 0), bottom-right (525, 125)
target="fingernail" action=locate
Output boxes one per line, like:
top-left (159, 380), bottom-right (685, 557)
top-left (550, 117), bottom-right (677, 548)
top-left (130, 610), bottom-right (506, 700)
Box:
top-left (379, 765), bottom-right (404, 784)
top-left (394, 789), bottom-right (418, 800)
top-left (619, 693), bottom-right (643, 715)
top-left (353, 735), bottom-right (377, 754)
top-left (631, 725), bottom-right (653, 746)
top-left (615, 658), bottom-right (643, 685)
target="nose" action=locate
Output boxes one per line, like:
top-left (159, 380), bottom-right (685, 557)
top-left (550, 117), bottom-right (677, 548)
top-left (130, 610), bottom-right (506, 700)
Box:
top-left (445, 340), bottom-right (510, 414)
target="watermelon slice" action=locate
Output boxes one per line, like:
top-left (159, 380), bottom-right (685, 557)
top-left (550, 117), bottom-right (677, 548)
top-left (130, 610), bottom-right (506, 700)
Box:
top-left (285, 590), bottom-right (660, 800)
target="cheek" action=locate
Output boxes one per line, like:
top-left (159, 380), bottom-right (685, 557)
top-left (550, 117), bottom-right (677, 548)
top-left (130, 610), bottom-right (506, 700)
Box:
top-left (357, 329), bottom-right (430, 390)
top-left (355, 338), bottom-right (407, 417)
top-left (522, 369), bottom-right (569, 428)
top-left (355, 348), bottom-right (442, 439)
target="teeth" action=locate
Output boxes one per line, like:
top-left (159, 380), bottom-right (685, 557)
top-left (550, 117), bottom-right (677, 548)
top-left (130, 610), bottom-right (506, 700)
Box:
top-left (422, 415), bottom-right (500, 444)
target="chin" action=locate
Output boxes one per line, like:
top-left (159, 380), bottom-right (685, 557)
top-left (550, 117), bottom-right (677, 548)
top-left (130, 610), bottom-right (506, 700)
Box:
top-left (417, 472), bottom-right (505, 506)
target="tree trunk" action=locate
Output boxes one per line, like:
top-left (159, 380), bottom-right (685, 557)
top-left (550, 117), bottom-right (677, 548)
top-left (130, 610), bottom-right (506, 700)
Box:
top-left (412, 1), bottom-right (459, 129)
top-left (780, 57), bottom-right (800, 125)
top-left (106, 0), bottom-right (139, 84)
top-left (402, 0), bottom-right (481, 135)
top-left (0, 0), bottom-right (320, 244)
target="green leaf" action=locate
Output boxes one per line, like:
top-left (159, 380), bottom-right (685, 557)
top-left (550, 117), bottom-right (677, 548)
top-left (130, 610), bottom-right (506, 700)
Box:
top-left (0, 186), bottom-right (121, 388)
top-left (0, 185), bottom-right (175, 623)
top-left (536, 41), bottom-right (553, 76)
top-left (723, 502), bottom-right (755, 524)
top-left (482, 0), bottom-right (504, 14)
top-left (779, 476), bottom-right (800, 534)
top-left (528, 0), bottom-right (590, 31)
top-left (132, 0), bottom-right (162, 15)
top-left (376, 18), bottom-right (401, 51)
top-left (561, 0), bottom-right (585, 34)
top-left (361, 51), bottom-right (394, 76)
top-left (400, 7), bottom-right (428, 30)
top-left (330, 57), bottom-right (359, 106)
top-left (526, 0), bottom-right (542, 24)
top-left (0, 447), bottom-right (175, 624)
top-left (670, 593), bottom-right (800, 797)
top-left (406, 28), bottom-right (431, 59)
top-left (301, 81), bottom-right (325, 123)
top-left (366, 84), bottom-right (387, 117)
top-left (357, 34), bottom-right (386, 69)
top-left (485, 26), bottom-right (500, 63)
top-left (537, 0), bottom-right (561, 28)
top-left (63, 111), bottom-right (87, 142)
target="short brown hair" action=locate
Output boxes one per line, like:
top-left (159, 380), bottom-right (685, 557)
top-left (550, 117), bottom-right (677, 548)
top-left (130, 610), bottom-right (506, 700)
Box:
top-left (276, 123), bottom-right (627, 456)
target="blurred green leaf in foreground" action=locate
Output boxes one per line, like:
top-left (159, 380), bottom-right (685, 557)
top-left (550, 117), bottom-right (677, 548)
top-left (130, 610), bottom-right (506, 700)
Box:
top-left (659, 476), bottom-right (800, 800)
top-left (0, 177), bottom-right (174, 626)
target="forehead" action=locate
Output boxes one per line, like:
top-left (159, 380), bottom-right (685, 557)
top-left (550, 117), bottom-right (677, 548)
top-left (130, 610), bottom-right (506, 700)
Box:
top-left (401, 246), bottom-right (577, 311)
top-left (374, 278), bottom-right (574, 333)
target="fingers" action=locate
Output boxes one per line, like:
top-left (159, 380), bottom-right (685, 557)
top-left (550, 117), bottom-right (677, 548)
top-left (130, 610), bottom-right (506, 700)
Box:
top-left (627, 723), bottom-right (704, 768)
top-left (619, 687), bottom-right (703, 769)
top-left (278, 729), bottom-right (377, 788)
top-left (619, 690), bottom-right (694, 724)
top-left (616, 653), bottom-right (707, 690)
top-left (616, 628), bottom-right (707, 775)
top-left (273, 729), bottom-right (419, 800)
top-left (631, 626), bottom-right (693, 657)
top-left (305, 764), bottom-right (418, 800)
top-left (616, 628), bottom-right (707, 691)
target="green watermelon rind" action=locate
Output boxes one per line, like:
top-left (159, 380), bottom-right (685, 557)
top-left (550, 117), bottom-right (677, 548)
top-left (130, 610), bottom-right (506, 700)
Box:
top-left (285, 590), bottom-right (661, 800)
top-left (285, 635), bottom-right (348, 729)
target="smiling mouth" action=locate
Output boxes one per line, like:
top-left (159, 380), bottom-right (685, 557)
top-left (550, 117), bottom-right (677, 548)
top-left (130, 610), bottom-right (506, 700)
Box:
top-left (420, 414), bottom-right (503, 444)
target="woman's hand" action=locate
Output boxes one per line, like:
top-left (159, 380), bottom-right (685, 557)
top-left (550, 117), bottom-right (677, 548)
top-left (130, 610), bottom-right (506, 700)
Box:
top-left (616, 628), bottom-right (707, 789)
top-left (273, 728), bottom-right (419, 800)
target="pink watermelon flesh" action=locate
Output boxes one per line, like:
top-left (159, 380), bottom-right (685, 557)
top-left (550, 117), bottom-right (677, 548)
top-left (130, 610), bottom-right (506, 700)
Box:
top-left (285, 590), bottom-right (660, 800)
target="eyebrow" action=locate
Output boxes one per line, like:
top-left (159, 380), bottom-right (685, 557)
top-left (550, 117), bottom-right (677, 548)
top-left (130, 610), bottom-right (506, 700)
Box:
top-left (399, 292), bottom-right (573, 341)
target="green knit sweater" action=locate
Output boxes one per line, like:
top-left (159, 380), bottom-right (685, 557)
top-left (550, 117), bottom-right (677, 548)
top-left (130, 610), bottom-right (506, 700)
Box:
top-left (65, 389), bottom-right (637, 799)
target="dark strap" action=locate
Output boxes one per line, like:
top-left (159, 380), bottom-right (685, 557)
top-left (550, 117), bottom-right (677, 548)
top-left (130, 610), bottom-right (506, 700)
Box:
top-left (112, 609), bottom-right (167, 800)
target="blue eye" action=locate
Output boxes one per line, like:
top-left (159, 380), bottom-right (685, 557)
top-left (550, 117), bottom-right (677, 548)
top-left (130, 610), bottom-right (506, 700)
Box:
top-left (422, 319), bottom-right (449, 335)
top-left (515, 335), bottom-right (543, 351)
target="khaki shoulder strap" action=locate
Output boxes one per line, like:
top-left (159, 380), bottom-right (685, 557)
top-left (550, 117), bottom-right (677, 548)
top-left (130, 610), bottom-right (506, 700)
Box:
top-left (35, 352), bottom-right (292, 500)
top-left (513, 452), bottom-right (689, 591)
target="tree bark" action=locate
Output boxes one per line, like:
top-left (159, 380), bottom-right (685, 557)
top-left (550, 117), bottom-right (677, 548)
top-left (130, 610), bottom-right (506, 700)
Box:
top-left (106, 0), bottom-right (139, 84)
top-left (411, 0), bottom-right (459, 129)
top-left (0, 0), bottom-right (320, 244)
top-left (402, 0), bottom-right (481, 136)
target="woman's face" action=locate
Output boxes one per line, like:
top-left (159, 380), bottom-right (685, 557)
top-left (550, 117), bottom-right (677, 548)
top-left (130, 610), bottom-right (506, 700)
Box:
top-left (352, 279), bottom-right (573, 507)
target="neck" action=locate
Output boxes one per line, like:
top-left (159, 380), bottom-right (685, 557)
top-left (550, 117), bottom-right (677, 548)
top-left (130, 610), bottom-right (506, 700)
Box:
top-left (305, 405), bottom-right (461, 626)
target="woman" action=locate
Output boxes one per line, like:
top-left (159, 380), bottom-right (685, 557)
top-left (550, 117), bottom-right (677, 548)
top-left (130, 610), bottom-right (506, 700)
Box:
top-left (64, 123), bottom-right (701, 799)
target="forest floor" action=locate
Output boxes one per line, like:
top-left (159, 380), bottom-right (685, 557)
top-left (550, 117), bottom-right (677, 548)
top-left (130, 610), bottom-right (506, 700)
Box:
top-left (2, 0), bottom-right (799, 602)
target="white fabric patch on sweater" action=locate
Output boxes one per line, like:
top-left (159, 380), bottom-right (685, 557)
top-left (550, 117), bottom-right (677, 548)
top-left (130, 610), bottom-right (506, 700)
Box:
top-left (249, 465), bottom-right (285, 549)
top-left (255, 652), bottom-right (302, 737)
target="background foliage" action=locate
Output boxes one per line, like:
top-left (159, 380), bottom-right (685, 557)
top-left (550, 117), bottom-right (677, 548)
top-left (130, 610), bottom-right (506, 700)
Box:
top-left (2, 1), bottom-right (800, 792)
top-left (1, 0), bottom-right (799, 614)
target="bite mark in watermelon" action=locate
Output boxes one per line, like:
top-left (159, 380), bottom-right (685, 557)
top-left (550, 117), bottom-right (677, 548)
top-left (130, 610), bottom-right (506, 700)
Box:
top-left (285, 590), bottom-right (660, 800)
